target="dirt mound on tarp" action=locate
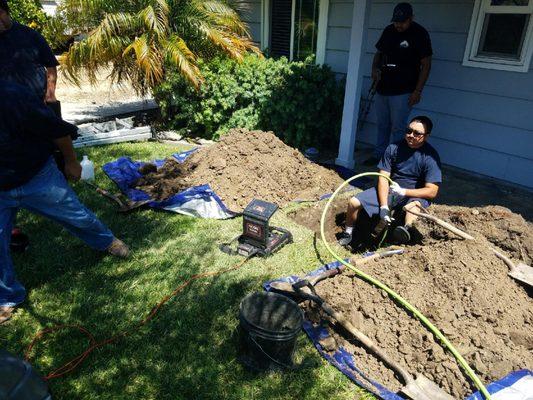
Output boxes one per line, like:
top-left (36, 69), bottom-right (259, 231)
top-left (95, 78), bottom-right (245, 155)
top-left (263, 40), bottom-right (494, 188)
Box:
top-left (136, 129), bottom-right (345, 211)
top-left (300, 205), bottom-right (532, 398)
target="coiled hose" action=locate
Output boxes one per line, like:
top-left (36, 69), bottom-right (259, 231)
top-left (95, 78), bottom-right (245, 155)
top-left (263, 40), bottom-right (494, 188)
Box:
top-left (319, 172), bottom-right (491, 400)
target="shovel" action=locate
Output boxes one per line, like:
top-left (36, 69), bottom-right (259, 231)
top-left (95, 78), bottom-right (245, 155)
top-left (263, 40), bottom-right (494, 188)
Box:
top-left (83, 181), bottom-right (151, 213)
top-left (269, 248), bottom-right (405, 294)
top-left (491, 249), bottom-right (533, 288)
top-left (274, 279), bottom-right (454, 400)
top-left (404, 205), bottom-right (533, 288)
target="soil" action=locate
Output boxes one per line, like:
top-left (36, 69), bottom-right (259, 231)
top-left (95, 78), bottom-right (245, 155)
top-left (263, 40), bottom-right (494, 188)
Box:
top-left (135, 128), bottom-right (345, 211)
top-left (298, 204), bottom-right (533, 398)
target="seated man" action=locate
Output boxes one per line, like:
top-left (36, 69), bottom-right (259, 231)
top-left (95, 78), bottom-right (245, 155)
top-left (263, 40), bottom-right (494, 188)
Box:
top-left (0, 80), bottom-right (129, 324)
top-left (339, 115), bottom-right (441, 246)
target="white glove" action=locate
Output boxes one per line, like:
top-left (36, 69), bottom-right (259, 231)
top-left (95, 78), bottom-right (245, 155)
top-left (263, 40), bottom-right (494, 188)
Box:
top-left (390, 182), bottom-right (407, 197)
top-left (379, 206), bottom-right (394, 224)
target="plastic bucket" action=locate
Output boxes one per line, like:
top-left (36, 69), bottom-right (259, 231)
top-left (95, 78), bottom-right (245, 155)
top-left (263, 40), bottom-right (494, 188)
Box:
top-left (238, 291), bottom-right (303, 371)
top-left (0, 350), bottom-right (51, 400)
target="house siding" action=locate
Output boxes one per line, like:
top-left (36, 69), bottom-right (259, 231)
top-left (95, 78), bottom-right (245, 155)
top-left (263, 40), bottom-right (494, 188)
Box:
top-left (237, 0), bottom-right (263, 46)
top-left (238, 0), bottom-right (533, 188)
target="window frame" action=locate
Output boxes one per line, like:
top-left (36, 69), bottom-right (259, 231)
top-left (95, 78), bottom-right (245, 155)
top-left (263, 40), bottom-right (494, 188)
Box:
top-left (463, 0), bottom-right (533, 72)
top-left (261, 0), bottom-right (329, 65)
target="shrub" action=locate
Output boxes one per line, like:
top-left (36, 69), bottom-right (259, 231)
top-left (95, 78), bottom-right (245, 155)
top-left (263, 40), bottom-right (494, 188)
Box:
top-left (9, 0), bottom-right (48, 30)
top-left (155, 55), bottom-right (345, 150)
top-left (9, 0), bottom-right (72, 53)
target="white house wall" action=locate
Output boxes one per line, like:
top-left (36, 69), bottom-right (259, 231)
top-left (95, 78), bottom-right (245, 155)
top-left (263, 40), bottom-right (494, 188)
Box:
top-left (237, 0), bottom-right (533, 188)
top-left (238, 1), bottom-right (263, 46)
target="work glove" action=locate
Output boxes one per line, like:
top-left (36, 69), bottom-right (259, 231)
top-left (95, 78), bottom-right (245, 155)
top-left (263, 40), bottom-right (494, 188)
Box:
top-left (379, 206), bottom-right (394, 224)
top-left (390, 182), bottom-right (407, 197)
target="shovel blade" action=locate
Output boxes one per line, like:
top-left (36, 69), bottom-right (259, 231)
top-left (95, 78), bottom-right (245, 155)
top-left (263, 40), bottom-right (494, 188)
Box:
top-left (401, 375), bottom-right (455, 400)
top-left (509, 263), bottom-right (533, 288)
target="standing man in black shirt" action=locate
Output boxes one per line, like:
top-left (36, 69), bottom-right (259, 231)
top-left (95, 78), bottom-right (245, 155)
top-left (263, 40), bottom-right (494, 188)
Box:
top-left (0, 81), bottom-right (130, 324)
top-left (0, 0), bottom-right (59, 104)
top-left (367, 2), bottom-right (432, 164)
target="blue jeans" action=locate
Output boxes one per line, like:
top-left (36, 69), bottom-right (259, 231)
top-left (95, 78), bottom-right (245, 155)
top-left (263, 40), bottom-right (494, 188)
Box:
top-left (374, 93), bottom-right (412, 158)
top-left (0, 157), bottom-right (114, 307)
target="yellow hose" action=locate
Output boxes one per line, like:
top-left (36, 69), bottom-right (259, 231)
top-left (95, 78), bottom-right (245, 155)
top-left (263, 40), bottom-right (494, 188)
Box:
top-left (320, 172), bottom-right (491, 399)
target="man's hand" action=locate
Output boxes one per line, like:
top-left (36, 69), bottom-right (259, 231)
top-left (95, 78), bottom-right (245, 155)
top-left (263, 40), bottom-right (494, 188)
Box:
top-left (408, 90), bottom-right (421, 107)
top-left (379, 206), bottom-right (394, 224)
top-left (64, 160), bottom-right (82, 182)
top-left (390, 182), bottom-right (407, 197)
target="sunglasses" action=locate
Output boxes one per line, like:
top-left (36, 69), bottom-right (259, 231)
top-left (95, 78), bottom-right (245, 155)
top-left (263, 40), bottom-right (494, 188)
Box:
top-left (405, 128), bottom-right (426, 137)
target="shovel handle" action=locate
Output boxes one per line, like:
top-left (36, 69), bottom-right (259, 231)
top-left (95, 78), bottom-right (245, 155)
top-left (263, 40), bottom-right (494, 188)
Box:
top-left (491, 249), bottom-right (518, 274)
top-left (320, 301), bottom-right (413, 385)
top-left (404, 205), bottom-right (474, 241)
top-left (308, 249), bottom-right (405, 287)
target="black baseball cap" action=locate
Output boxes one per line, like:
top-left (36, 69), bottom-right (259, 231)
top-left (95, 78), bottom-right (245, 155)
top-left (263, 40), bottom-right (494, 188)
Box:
top-left (391, 2), bottom-right (413, 22)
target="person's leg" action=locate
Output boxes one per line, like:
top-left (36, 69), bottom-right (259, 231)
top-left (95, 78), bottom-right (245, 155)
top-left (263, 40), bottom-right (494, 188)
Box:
top-left (389, 93), bottom-right (412, 144)
top-left (374, 94), bottom-right (392, 159)
top-left (19, 158), bottom-right (123, 254)
top-left (403, 200), bottom-right (421, 227)
top-left (392, 198), bottom-right (430, 244)
top-left (0, 194), bottom-right (26, 312)
top-left (339, 197), bottom-right (363, 246)
top-left (339, 187), bottom-right (381, 246)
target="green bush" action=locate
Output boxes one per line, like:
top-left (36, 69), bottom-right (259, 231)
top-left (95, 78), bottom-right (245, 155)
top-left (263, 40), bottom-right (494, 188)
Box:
top-left (9, 0), bottom-right (48, 30)
top-left (155, 55), bottom-right (345, 150)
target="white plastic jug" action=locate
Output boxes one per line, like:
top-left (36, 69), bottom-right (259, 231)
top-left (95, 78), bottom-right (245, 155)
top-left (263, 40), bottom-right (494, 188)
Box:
top-left (80, 155), bottom-right (95, 181)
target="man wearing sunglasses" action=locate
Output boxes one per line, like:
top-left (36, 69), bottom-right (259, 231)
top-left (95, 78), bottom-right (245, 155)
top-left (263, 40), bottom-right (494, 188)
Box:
top-left (339, 115), bottom-right (441, 247)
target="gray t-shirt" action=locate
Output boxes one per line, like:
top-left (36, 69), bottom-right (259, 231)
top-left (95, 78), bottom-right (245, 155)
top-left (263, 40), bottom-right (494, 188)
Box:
top-left (378, 140), bottom-right (442, 189)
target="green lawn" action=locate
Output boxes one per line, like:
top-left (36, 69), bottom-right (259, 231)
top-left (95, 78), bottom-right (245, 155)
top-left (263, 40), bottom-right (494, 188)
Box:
top-left (1, 141), bottom-right (375, 400)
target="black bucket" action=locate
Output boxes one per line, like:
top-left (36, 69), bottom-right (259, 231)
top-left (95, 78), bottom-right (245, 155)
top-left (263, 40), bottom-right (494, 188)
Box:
top-left (0, 350), bottom-right (51, 400)
top-left (238, 291), bottom-right (303, 371)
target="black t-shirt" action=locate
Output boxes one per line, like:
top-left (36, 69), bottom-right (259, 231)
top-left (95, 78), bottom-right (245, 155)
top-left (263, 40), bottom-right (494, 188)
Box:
top-left (375, 22), bottom-right (432, 95)
top-left (0, 22), bottom-right (59, 99)
top-left (0, 81), bottom-right (78, 191)
top-left (378, 140), bottom-right (442, 189)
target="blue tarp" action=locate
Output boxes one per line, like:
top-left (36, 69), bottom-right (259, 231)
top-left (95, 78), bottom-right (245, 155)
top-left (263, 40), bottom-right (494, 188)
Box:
top-left (102, 149), bottom-right (365, 218)
top-left (102, 149), bottom-right (237, 219)
top-left (264, 260), bottom-right (533, 400)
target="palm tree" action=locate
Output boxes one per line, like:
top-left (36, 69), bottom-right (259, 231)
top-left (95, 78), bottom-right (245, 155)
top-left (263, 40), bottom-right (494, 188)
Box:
top-left (61, 0), bottom-right (261, 94)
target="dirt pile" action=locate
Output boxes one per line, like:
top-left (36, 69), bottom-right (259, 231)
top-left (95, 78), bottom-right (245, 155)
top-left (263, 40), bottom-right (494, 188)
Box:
top-left (136, 129), bottom-right (345, 210)
top-left (301, 205), bottom-right (532, 398)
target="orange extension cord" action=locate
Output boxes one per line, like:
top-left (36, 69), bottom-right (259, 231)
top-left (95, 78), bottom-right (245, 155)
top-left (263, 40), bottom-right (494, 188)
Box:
top-left (25, 256), bottom-right (252, 380)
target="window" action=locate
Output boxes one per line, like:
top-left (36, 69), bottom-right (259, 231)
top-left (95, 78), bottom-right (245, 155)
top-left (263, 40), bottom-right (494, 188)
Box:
top-left (463, 0), bottom-right (533, 72)
top-left (292, 0), bottom-right (320, 61)
top-left (262, 0), bottom-right (328, 64)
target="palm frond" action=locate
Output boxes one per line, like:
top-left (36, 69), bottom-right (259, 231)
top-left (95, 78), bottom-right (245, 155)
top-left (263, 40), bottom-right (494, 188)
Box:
top-left (163, 34), bottom-right (203, 88)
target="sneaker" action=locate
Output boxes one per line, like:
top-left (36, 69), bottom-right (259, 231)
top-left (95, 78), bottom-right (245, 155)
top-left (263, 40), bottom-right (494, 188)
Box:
top-left (338, 232), bottom-right (353, 247)
top-left (393, 225), bottom-right (411, 245)
top-left (107, 238), bottom-right (130, 258)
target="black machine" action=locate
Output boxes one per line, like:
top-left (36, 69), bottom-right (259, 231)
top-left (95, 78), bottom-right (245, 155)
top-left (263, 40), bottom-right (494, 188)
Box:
top-left (220, 199), bottom-right (293, 257)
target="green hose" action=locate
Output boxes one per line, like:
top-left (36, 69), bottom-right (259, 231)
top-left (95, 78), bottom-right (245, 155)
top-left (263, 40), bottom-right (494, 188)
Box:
top-left (320, 172), bottom-right (491, 399)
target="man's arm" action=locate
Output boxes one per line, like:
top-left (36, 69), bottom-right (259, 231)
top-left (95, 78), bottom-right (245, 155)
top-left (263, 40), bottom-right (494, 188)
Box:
top-left (372, 51), bottom-right (383, 82)
top-left (45, 66), bottom-right (57, 103)
top-left (403, 182), bottom-right (439, 200)
top-left (53, 135), bottom-right (81, 181)
top-left (408, 56), bottom-right (432, 107)
top-left (377, 170), bottom-right (391, 207)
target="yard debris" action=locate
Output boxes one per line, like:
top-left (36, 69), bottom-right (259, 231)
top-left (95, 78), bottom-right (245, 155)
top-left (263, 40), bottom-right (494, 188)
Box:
top-left (74, 117), bottom-right (152, 148)
top-left (135, 128), bottom-right (345, 210)
top-left (299, 204), bottom-right (533, 399)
